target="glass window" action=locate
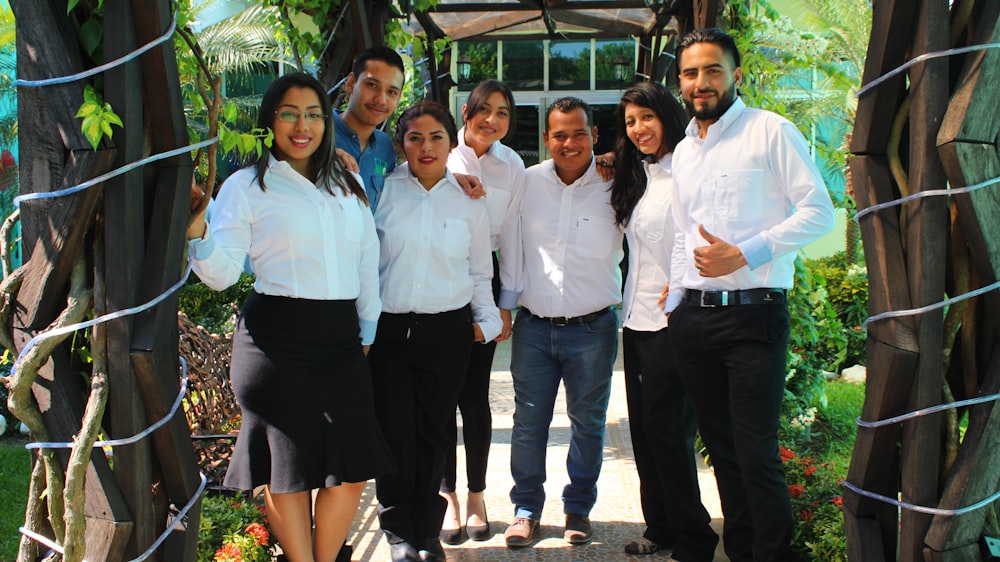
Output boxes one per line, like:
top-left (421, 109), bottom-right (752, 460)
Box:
top-left (457, 42), bottom-right (498, 91)
top-left (548, 40), bottom-right (590, 90)
top-left (509, 105), bottom-right (540, 167)
top-left (595, 40), bottom-right (634, 89)
top-left (591, 104), bottom-right (619, 156)
top-left (502, 41), bottom-right (545, 90)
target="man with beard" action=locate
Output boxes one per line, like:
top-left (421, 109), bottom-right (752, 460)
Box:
top-left (663, 28), bottom-right (834, 562)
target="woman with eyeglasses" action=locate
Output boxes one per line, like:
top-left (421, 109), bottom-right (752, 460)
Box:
top-left (187, 72), bottom-right (395, 562)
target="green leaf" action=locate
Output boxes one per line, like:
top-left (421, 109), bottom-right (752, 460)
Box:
top-left (222, 130), bottom-right (239, 153)
top-left (67, 0), bottom-right (81, 14)
top-left (79, 18), bottom-right (103, 57)
top-left (224, 102), bottom-right (238, 123)
top-left (81, 117), bottom-right (102, 150)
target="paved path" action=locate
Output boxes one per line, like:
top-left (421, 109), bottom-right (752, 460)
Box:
top-left (345, 333), bottom-right (728, 561)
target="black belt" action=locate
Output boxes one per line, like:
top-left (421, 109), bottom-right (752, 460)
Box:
top-left (523, 306), bottom-right (611, 326)
top-left (683, 288), bottom-right (786, 307)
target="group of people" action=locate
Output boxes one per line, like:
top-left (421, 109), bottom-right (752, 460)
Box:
top-left (187, 27), bottom-right (834, 562)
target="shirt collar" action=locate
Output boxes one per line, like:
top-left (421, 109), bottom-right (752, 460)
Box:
top-left (391, 163), bottom-right (464, 193)
top-left (542, 156), bottom-right (602, 187)
top-left (457, 126), bottom-right (510, 162)
top-left (684, 96), bottom-right (747, 139)
top-left (334, 110), bottom-right (388, 148)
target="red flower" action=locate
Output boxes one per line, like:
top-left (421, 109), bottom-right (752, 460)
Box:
top-left (788, 484), bottom-right (805, 498)
top-left (779, 446), bottom-right (796, 463)
top-left (0, 149), bottom-right (14, 170)
top-left (799, 509), bottom-right (815, 521)
top-left (831, 496), bottom-right (843, 507)
top-left (214, 543), bottom-right (242, 561)
top-left (245, 522), bottom-right (269, 546)
top-left (804, 465), bottom-right (817, 477)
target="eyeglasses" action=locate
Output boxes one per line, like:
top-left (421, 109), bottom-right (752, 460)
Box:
top-left (275, 110), bottom-right (326, 124)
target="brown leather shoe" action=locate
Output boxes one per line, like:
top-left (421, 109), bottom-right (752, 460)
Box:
top-left (504, 517), bottom-right (539, 547)
top-left (564, 513), bottom-right (593, 544)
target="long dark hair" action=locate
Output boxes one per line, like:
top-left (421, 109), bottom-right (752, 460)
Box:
top-left (463, 79), bottom-right (517, 142)
top-left (252, 72), bottom-right (366, 204)
top-left (610, 82), bottom-right (688, 227)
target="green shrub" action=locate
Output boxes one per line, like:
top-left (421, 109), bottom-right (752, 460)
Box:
top-left (781, 380), bottom-right (865, 561)
top-left (178, 274), bottom-right (255, 335)
top-left (198, 491), bottom-right (274, 562)
top-left (806, 251), bottom-right (868, 368)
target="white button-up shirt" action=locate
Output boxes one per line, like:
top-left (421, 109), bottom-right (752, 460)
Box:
top-left (665, 98), bottom-right (835, 313)
top-left (374, 164), bottom-right (501, 342)
top-left (189, 158), bottom-right (381, 343)
top-left (447, 127), bottom-right (527, 252)
top-left (622, 155), bottom-right (674, 332)
top-left (499, 158), bottom-right (623, 318)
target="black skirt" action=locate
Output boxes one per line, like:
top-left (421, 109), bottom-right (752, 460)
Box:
top-left (223, 292), bottom-right (397, 493)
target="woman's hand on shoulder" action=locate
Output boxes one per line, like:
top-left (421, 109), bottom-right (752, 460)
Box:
top-left (455, 173), bottom-right (485, 199)
top-left (336, 147), bottom-right (360, 173)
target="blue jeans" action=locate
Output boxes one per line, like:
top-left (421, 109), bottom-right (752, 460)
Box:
top-left (508, 308), bottom-right (618, 520)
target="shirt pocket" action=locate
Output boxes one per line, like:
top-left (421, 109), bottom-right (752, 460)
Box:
top-left (638, 211), bottom-right (667, 243)
top-left (443, 218), bottom-right (471, 260)
top-left (717, 169), bottom-right (765, 220)
top-left (573, 215), bottom-right (616, 259)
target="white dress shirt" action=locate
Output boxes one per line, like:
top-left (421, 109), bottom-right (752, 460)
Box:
top-left (448, 127), bottom-right (527, 252)
top-left (374, 164), bottom-right (501, 342)
top-left (622, 155), bottom-right (674, 332)
top-left (189, 157), bottom-right (381, 343)
top-left (665, 98), bottom-right (835, 313)
top-left (499, 158), bottom-right (623, 318)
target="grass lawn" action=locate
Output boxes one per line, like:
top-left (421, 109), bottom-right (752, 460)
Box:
top-left (0, 434), bottom-right (30, 562)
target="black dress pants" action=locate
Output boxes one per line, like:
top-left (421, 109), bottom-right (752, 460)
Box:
top-left (623, 327), bottom-right (719, 561)
top-left (369, 305), bottom-right (474, 549)
top-left (668, 301), bottom-right (792, 562)
top-left (442, 253), bottom-right (500, 494)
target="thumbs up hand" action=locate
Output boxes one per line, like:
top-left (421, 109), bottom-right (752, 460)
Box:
top-left (692, 224), bottom-right (747, 277)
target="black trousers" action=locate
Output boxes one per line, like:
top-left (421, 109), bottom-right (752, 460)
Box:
top-left (369, 305), bottom-right (474, 548)
top-left (623, 327), bottom-right (719, 561)
top-left (442, 253), bottom-right (500, 494)
top-left (668, 301), bottom-right (792, 562)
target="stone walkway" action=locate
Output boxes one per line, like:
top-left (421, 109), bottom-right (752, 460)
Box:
top-left (343, 333), bottom-right (729, 561)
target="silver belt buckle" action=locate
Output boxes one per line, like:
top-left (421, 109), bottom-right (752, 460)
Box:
top-left (700, 290), bottom-right (730, 307)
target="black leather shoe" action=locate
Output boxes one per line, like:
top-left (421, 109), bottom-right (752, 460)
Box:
top-left (418, 538), bottom-right (447, 561)
top-left (466, 505), bottom-right (490, 541)
top-left (389, 541), bottom-right (420, 562)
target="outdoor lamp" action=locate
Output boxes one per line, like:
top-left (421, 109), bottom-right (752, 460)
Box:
top-left (457, 54), bottom-right (472, 83)
top-left (614, 55), bottom-right (629, 82)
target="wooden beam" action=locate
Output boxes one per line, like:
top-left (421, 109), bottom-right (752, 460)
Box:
top-left (850, 0), bottom-right (916, 155)
top-left (897, 1), bottom-right (949, 559)
top-left (925, 351), bottom-right (1000, 555)
top-left (103, 2), bottom-right (155, 558)
top-left (350, 0), bottom-right (372, 54)
top-left (547, 9), bottom-right (649, 36)
top-left (426, 0), bottom-right (650, 11)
